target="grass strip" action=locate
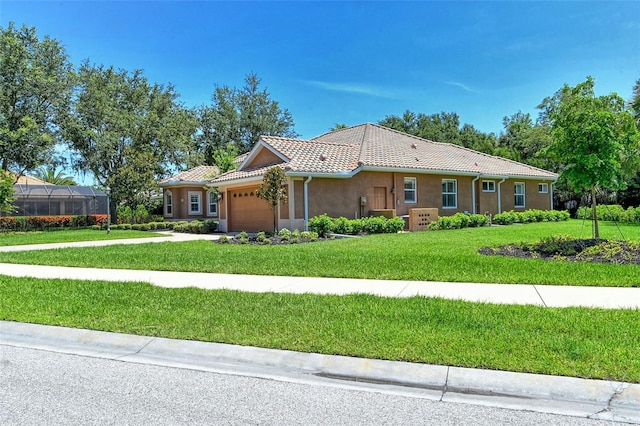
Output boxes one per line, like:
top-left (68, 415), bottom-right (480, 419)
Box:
top-left (1, 221), bottom-right (639, 287)
top-left (0, 229), bottom-right (162, 246)
top-left (1, 274), bottom-right (638, 383)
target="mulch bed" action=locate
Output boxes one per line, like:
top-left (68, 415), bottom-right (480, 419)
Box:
top-left (478, 239), bottom-right (640, 265)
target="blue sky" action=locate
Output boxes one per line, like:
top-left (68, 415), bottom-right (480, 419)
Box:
top-left (1, 0), bottom-right (639, 140)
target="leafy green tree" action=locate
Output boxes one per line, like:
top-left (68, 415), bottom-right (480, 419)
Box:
top-left (33, 166), bottom-right (77, 185)
top-left (63, 63), bottom-right (197, 222)
top-left (542, 77), bottom-right (640, 238)
top-left (0, 169), bottom-right (16, 214)
top-left (379, 110), bottom-right (498, 153)
top-left (211, 142), bottom-right (239, 174)
top-left (256, 166), bottom-right (288, 232)
top-left (330, 123), bottom-right (348, 131)
top-left (195, 73), bottom-right (297, 159)
top-left (631, 78), bottom-right (640, 128)
top-left (0, 23), bottom-right (74, 175)
top-left (498, 112), bottom-right (554, 170)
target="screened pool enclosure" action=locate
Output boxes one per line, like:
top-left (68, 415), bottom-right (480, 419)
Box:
top-left (5, 184), bottom-right (108, 216)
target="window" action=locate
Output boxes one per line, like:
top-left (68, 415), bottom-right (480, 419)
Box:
top-left (165, 191), bottom-right (173, 217)
top-left (538, 183), bottom-right (549, 194)
top-left (514, 182), bottom-right (526, 208)
top-left (207, 191), bottom-right (218, 216)
top-left (442, 179), bottom-right (457, 208)
top-left (188, 191), bottom-right (201, 214)
top-left (404, 177), bottom-right (417, 203)
top-left (482, 180), bottom-right (495, 192)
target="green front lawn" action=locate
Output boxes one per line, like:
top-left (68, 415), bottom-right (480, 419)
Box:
top-left (1, 275), bottom-right (637, 383)
top-left (0, 220), bottom-right (638, 287)
top-left (0, 229), bottom-right (165, 246)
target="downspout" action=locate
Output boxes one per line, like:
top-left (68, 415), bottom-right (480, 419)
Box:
top-left (497, 177), bottom-right (507, 214)
top-left (550, 180), bottom-right (557, 211)
top-left (471, 175), bottom-right (481, 214)
top-left (304, 176), bottom-right (313, 231)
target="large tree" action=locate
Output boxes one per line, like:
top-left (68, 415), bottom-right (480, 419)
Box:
top-left (498, 111), bottom-right (554, 170)
top-left (0, 23), bottom-right (74, 175)
top-left (63, 63), bottom-right (197, 222)
top-left (631, 78), bottom-right (640, 128)
top-left (541, 77), bottom-right (640, 238)
top-left (0, 169), bottom-right (16, 214)
top-left (379, 110), bottom-right (498, 153)
top-left (195, 73), bottom-right (297, 161)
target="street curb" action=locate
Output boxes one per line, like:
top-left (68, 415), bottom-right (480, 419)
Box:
top-left (1, 321), bottom-right (638, 423)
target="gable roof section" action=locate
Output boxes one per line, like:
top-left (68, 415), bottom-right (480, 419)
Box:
top-left (209, 123), bottom-right (558, 185)
top-left (158, 165), bottom-right (219, 187)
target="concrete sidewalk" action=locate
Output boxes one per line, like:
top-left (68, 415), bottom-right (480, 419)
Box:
top-left (2, 262), bottom-right (640, 309)
top-left (2, 321), bottom-right (639, 424)
top-left (0, 231), bottom-right (220, 253)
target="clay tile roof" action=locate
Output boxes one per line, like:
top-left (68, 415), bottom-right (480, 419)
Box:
top-left (159, 165), bottom-right (219, 186)
top-left (209, 164), bottom-right (275, 183)
top-left (208, 123), bottom-right (557, 184)
top-left (12, 174), bottom-right (51, 185)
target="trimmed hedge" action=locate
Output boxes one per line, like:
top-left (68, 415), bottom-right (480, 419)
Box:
top-left (308, 214), bottom-right (405, 236)
top-left (0, 214), bottom-right (108, 232)
top-left (576, 205), bottom-right (640, 223)
top-left (493, 209), bottom-right (570, 225)
top-left (428, 212), bottom-right (490, 230)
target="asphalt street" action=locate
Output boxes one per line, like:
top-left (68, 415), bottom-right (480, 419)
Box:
top-left (0, 345), bottom-right (614, 426)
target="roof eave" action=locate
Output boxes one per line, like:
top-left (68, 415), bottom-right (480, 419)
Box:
top-left (158, 180), bottom-right (209, 188)
top-left (207, 176), bottom-right (265, 188)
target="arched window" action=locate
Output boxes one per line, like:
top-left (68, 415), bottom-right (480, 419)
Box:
top-left (165, 190), bottom-right (173, 217)
top-left (207, 190), bottom-right (218, 216)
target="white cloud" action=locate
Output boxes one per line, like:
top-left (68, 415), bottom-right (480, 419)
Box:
top-left (445, 81), bottom-right (480, 94)
top-left (302, 80), bottom-right (398, 99)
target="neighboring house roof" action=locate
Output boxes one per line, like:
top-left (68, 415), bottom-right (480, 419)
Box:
top-left (158, 165), bottom-right (219, 187)
top-left (210, 123), bottom-right (558, 185)
top-left (12, 173), bottom-right (51, 185)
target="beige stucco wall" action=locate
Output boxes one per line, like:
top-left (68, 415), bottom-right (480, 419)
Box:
top-left (248, 149), bottom-right (282, 168)
top-left (162, 186), bottom-right (219, 221)
top-left (293, 172), bottom-right (554, 221)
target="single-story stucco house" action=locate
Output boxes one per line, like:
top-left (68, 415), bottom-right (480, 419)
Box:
top-left (160, 123), bottom-right (558, 231)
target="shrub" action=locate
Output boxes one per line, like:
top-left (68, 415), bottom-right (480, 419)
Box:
top-left (383, 216), bottom-right (405, 233)
top-left (494, 209), bottom-right (568, 225)
top-left (278, 228), bottom-right (291, 241)
top-left (256, 231), bottom-right (270, 244)
top-left (362, 216), bottom-right (386, 234)
top-left (234, 231), bottom-right (249, 244)
top-left (333, 217), bottom-right (353, 234)
top-left (218, 235), bottom-right (230, 244)
top-left (308, 213), bottom-right (334, 236)
top-left (468, 214), bottom-right (489, 227)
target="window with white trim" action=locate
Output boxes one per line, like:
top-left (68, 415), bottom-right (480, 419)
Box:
top-left (538, 183), bottom-right (549, 194)
top-left (442, 179), bottom-right (457, 208)
top-left (482, 180), bottom-right (495, 192)
top-left (514, 182), bottom-right (526, 208)
top-left (164, 191), bottom-right (173, 217)
top-left (207, 191), bottom-right (218, 216)
top-left (404, 177), bottom-right (417, 203)
top-left (188, 191), bottom-right (201, 214)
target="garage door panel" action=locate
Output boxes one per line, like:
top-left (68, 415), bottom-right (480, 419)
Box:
top-left (229, 187), bottom-right (272, 232)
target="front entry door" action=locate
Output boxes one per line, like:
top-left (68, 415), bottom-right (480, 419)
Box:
top-left (373, 187), bottom-right (387, 209)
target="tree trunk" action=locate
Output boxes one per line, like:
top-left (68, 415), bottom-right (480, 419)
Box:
top-left (591, 186), bottom-right (599, 240)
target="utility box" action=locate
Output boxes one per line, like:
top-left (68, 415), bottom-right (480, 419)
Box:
top-left (409, 208), bottom-right (439, 231)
